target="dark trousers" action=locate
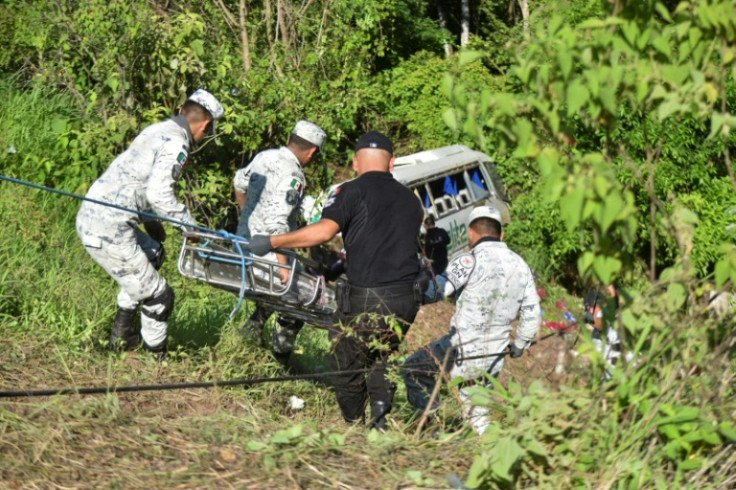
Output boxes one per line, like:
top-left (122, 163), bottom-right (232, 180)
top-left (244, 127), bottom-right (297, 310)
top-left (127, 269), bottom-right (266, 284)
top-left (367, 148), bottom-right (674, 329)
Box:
top-left (402, 333), bottom-right (456, 412)
top-left (329, 283), bottom-right (419, 422)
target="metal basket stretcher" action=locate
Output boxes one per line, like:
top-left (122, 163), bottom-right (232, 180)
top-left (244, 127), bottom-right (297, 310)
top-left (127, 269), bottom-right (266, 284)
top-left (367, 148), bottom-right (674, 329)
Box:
top-left (177, 230), bottom-right (336, 328)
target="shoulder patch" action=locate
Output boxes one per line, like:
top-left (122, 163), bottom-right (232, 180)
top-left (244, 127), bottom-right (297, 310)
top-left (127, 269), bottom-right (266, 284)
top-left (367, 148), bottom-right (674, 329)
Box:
top-left (176, 151), bottom-right (188, 167)
top-left (290, 178), bottom-right (304, 195)
top-left (446, 252), bottom-right (476, 290)
top-left (172, 163), bottom-right (184, 181)
top-left (286, 188), bottom-right (300, 206)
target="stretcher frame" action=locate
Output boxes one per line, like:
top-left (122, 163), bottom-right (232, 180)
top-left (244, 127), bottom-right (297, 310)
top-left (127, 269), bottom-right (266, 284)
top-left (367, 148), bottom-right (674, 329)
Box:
top-left (177, 230), bottom-right (336, 328)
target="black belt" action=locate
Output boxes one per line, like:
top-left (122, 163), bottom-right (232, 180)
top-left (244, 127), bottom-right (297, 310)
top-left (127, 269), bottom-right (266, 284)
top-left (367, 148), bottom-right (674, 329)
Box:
top-left (348, 282), bottom-right (415, 296)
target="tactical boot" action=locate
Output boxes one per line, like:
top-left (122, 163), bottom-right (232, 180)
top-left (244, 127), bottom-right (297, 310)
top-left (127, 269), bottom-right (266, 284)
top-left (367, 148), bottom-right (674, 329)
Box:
top-left (144, 337), bottom-right (167, 362)
top-left (239, 308), bottom-right (269, 346)
top-left (110, 308), bottom-right (141, 351)
top-left (369, 401), bottom-right (391, 431)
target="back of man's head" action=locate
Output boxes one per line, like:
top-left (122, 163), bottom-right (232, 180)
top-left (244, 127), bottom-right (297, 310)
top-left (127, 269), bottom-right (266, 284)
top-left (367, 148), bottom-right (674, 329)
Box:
top-left (289, 120), bottom-right (326, 153)
top-left (181, 89), bottom-right (224, 129)
top-left (470, 217), bottom-right (502, 238)
top-left (353, 131), bottom-right (394, 174)
top-left (468, 206), bottom-right (503, 238)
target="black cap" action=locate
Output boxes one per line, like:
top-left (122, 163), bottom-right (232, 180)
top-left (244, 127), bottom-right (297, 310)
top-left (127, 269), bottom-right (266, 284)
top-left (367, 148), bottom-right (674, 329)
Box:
top-left (355, 131), bottom-right (393, 154)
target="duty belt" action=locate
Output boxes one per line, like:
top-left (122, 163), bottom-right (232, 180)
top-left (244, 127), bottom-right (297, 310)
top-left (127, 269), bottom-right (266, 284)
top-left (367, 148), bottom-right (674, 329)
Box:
top-left (335, 281), bottom-right (419, 314)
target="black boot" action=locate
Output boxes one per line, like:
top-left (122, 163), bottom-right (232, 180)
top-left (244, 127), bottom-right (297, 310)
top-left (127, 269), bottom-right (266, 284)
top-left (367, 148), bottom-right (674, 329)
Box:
top-left (239, 307), bottom-right (268, 346)
top-left (144, 337), bottom-right (167, 362)
top-left (369, 401), bottom-right (391, 431)
top-left (110, 308), bottom-right (141, 351)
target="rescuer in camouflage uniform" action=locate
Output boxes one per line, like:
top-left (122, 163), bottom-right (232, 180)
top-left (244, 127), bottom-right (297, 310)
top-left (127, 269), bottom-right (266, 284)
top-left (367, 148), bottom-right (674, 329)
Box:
top-left (233, 120), bottom-right (326, 363)
top-left (403, 206), bottom-right (541, 434)
top-left (76, 89), bottom-right (224, 356)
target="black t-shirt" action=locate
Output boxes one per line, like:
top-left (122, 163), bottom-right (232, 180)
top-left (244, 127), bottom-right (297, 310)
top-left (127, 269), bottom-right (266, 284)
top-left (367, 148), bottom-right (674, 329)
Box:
top-left (424, 227), bottom-right (451, 275)
top-left (321, 171), bottom-right (422, 287)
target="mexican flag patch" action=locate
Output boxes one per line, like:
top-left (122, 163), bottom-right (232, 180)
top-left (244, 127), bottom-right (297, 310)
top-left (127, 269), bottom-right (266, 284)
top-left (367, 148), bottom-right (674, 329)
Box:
top-left (290, 178), bottom-right (303, 194)
top-left (177, 152), bottom-right (188, 167)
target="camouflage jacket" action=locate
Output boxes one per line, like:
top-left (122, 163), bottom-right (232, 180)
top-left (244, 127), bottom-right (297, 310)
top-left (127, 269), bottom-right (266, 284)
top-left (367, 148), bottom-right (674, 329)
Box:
top-left (233, 147), bottom-right (305, 238)
top-left (77, 115), bottom-right (196, 234)
top-left (445, 239), bottom-right (541, 353)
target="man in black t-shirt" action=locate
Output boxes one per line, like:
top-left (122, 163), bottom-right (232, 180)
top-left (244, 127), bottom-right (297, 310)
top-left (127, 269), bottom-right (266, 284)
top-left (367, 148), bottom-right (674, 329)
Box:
top-left (247, 131), bottom-right (423, 430)
top-left (423, 215), bottom-right (451, 273)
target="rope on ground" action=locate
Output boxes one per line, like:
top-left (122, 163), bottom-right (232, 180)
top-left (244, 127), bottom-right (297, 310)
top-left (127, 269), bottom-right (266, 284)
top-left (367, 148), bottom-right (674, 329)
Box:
top-left (0, 331), bottom-right (565, 399)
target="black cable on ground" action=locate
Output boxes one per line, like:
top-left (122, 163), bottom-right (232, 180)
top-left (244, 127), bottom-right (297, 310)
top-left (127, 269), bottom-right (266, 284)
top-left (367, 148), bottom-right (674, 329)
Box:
top-left (0, 329), bottom-right (566, 399)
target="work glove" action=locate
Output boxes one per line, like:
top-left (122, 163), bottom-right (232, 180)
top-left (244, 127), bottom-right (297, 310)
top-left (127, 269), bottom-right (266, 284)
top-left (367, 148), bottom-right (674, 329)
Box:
top-left (509, 344), bottom-right (525, 358)
top-left (143, 220), bottom-right (167, 243)
top-left (249, 235), bottom-right (273, 256)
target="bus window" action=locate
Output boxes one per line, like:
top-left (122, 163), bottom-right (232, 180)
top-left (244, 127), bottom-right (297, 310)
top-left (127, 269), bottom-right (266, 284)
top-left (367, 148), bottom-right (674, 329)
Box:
top-left (482, 161), bottom-right (508, 202)
top-left (469, 167), bottom-right (491, 200)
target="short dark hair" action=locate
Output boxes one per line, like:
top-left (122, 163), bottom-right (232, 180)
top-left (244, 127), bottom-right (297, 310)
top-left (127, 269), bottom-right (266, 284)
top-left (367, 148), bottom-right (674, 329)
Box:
top-left (469, 217), bottom-right (502, 238)
top-left (288, 133), bottom-right (318, 152)
top-left (424, 216), bottom-right (435, 225)
top-left (180, 100), bottom-right (212, 124)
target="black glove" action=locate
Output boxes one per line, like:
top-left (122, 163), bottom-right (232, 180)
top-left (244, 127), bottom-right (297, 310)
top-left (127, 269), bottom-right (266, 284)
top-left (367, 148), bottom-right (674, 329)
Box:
top-left (509, 344), bottom-right (525, 358)
top-left (249, 235), bottom-right (273, 256)
top-left (143, 220), bottom-right (167, 243)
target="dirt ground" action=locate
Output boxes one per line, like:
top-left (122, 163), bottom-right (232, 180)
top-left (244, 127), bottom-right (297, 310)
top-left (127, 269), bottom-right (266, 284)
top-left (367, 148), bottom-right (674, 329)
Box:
top-left (405, 298), bottom-right (587, 389)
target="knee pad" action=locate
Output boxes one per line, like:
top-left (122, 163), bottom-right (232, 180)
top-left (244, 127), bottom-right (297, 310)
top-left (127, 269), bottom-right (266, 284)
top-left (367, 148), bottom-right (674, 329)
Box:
top-left (142, 285), bottom-right (175, 322)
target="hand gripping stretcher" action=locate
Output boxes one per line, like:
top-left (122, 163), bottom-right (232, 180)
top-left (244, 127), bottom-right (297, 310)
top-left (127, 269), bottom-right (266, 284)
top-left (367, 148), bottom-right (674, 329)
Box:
top-left (177, 230), bottom-right (337, 328)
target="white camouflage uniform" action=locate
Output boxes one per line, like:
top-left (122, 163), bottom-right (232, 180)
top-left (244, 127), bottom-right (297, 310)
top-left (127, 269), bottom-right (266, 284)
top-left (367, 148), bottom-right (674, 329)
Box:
top-left (233, 121), bottom-right (326, 355)
top-left (443, 238), bottom-right (541, 433)
top-left (234, 146), bottom-right (306, 239)
top-left (76, 115), bottom-right (196, 349)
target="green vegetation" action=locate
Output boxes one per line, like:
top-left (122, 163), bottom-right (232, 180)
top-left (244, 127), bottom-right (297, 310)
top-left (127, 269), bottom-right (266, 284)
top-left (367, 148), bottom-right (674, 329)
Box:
top-left (1, 0), bottom-right (734, 487)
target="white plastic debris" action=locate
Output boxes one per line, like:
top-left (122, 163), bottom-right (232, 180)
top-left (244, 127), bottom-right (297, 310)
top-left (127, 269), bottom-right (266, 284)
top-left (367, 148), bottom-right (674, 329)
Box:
top-left (289, 395), bottom-right (305, 411)
top-left (8, 144), bottom-right (16, 154)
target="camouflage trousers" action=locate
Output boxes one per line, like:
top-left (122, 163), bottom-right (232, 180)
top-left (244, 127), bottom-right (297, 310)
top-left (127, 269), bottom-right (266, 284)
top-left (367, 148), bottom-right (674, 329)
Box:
top-left (77, 218), bottom-right (169, 349)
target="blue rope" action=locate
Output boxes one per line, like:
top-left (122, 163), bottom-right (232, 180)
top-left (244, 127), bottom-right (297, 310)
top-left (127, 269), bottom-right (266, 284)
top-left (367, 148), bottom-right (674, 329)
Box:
top-left (0, 173), bottom-right (251, 318)
top-left (0, 174), bottom-right (216, 233)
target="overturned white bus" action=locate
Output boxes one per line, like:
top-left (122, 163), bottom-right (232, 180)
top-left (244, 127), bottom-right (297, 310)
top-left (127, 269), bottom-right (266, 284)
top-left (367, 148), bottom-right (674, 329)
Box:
top-left (392, 144), bottom-right (510, 257)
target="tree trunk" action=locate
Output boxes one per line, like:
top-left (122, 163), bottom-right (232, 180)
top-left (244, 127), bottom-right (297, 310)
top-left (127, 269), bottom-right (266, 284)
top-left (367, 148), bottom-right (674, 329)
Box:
top-left (437, 3), bottom-right (453, 58)
top-left (239, 0), bottom-right (252, 72)
top-left (517, 0), bottom-right (530, 38)
top-left (460, 0), bottom-right (470, 47)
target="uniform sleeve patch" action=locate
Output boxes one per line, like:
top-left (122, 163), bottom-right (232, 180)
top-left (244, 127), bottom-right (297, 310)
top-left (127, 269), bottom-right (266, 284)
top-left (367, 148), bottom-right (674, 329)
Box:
top-left (446, 252), bottom-right (475, 290)
top-left (286, 188), bottom-right (300, 206)
top-left (176, 152), bottom-right (189, 167)
top-left (172, 163), bottom-right (184, 181)
top-left (290, 178), bottom-right (304, 194)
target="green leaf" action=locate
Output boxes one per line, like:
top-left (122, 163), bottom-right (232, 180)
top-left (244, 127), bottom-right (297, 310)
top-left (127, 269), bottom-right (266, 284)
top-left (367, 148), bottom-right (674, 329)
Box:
top-left (566, 80), bottom-right (590, 116)
top-left (246, 441), bottom-right (268, 451)
top-left (577, 252), bottom-right (595, 277)
top-left (104, 75), bottom-right (119, 92)
top-left (559, 185), bottom-right (585, 231)
top-left (592, 256), bottom-right (621, 284)
top-left (678, 458), bottom-right (703, 471)
top-left (719, 422), bottom-right (736, 442)
top-left (657, 406), bottom-right (700, 425)
top-left (491, 438), bottom-right (525, 483)
top-left (442, 109), bottom-right (458, 131)
top-left (465, 454), bottom-right (488, 489)
top-left (601, 191), bottom-right (624, 234)
top-left (51, 117), bottom-right (68, 134)
top-left (714, 258), bottom-right (731, 287)
top-left (190, 39), bottom-right (204, 57)
top-left (666, 282), bottom-right (687, 311)
top-left (458, 50), bottom-right (484, 66)
top-left (557, 50), bottom-right (572, 79)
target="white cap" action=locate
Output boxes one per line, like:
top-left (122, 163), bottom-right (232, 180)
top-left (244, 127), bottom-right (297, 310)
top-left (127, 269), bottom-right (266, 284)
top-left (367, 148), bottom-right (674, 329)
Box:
top-left (187, 89), bottom-right (224, 132)
top-left (292, 120), bottom-right (327, 153)
top-left (468, 205), bottom-right (503, 227)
